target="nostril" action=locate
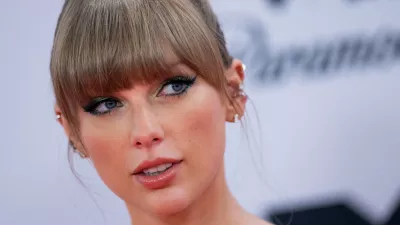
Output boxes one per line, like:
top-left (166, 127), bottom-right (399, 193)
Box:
top-left (134, 136), bottom-right (162, 148)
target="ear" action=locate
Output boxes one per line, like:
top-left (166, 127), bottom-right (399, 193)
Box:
top-left (55, 105), bottom-right (88, 158)
top-left (55, 105), bottom-right (72, 138)
top-left (225, 59), bottom-right (247, 123)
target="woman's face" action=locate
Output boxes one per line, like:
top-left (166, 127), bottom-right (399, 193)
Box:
top-left (58, 55), bottom-right (245, 216)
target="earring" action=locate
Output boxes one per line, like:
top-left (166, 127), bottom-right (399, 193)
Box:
top-left (242, 64), bottom-right (246, 72)
top-left (235, 85), bottom-right (246, 98)
top-left (56, 113), bottom-right (61, 120)
top-left (234, 114), bottom-right (240, 123)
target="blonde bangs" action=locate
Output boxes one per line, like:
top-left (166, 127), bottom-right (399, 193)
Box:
top-left (50, 0), bottom-right (225, 109)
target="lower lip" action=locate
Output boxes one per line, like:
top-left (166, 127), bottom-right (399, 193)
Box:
top-left (135, 162), bottom-right (181, 190)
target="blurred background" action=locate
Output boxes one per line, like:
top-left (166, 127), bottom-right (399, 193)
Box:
top-left (1, 0), bottom-right (399, 225)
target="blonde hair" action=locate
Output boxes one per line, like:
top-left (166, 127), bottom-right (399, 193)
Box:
top-left (50, 0), bottom-right (233, 143)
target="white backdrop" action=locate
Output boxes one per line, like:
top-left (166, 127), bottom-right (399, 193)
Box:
top-left (1, 0), bottom-right (399, 225)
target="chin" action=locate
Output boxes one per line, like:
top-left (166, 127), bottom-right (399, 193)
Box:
top-left (146, 186), bottom-right (192, 216)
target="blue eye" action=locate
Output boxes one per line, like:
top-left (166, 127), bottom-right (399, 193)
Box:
top-left (161, 83), bottom-right (187, 95)
top-left (158, 75), bottom-right (197, 97)
top-left (83, 98), bottom-right (123, 116)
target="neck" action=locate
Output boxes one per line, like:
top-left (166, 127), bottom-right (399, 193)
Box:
top-left (127, 164), bottom-right (247, 225)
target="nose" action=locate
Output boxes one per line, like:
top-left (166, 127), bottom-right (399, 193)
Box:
top-left (130, 107), bottom-right (164, 150)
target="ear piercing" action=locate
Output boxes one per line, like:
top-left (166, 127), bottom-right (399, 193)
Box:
top-left (234, 114), bottom-right (240, 123)
top-left (235, 84), bottom-right (246, 98)
top-left (56, 113), bottom-right (61, 120)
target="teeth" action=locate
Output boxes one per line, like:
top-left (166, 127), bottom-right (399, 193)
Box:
top-left (148, 167), bottom-right (157, 173)
top-left (157, 164), bottom-right (166, 171)
top-left (164, 163), bottom-right (173, 169)
top-left (143, 163), bottom-right (173, 176)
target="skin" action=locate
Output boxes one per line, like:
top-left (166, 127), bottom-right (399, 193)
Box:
top-left (56, 55), bottom-right (273, 225)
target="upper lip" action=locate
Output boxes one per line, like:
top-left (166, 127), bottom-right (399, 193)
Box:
top-left (132, 157), bottom-right (182, 175)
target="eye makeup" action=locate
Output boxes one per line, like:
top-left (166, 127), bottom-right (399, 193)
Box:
top-left (82, 75), bottom-right (197, 116)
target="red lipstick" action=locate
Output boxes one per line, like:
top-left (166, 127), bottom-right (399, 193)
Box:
top-left (132, 158), bottom-right (182, 190)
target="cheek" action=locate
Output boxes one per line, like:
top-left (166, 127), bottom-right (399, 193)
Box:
top-left (77, 114), bottom-right (131, 196)
top-left (171, 86), bottom-right (227, 176)
top-left (78, 109), bottom-right (134, 163)
top-left (79, 116), bottom-right (127, 162)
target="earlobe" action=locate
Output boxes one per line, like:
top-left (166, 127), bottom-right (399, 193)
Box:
top-left (54, 105), bottom-right (72, 143)
top-left (55, 105), bottom-right (71, 132)
top-left (54, 104), bottom-right (69, 137)
top-left (54, 105), bottom-right (63, 125)
top-left (225, 93), bottom-right (247, 123)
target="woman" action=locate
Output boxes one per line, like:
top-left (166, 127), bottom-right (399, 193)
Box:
top-left (51, 0), bottom-right (272, 224)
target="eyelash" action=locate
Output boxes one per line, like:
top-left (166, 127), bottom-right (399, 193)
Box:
top-left (83, 75), bottom-right (197, 116)
top-left (156, 75), bottom-right (197, 98)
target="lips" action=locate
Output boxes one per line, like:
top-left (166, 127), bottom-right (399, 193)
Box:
top-left (132, 158), bottom-right (182, 175)
top-left (132, 158), bottom-right (183, 190)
